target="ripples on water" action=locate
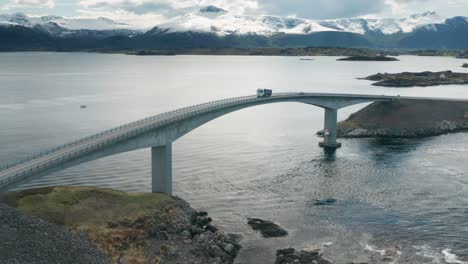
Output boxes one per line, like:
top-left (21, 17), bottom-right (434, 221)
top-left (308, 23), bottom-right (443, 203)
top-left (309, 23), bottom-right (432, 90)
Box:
top-left (1, 53), bottom-right (468, 263)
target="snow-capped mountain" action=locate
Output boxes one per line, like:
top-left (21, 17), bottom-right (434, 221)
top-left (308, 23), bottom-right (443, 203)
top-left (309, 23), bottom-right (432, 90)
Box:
top-left (320, 11), bottom-right (445, 35)
top-left (0, 7), bottom-right (466, 51)
top-left (0, 8), bottom-right (451, 36)
top-left (0, 13), bottom-right (131, 31)
top-left (154, 6), bottom-right (337, 36)
top-left (152, 7), bottom-right (445, 36)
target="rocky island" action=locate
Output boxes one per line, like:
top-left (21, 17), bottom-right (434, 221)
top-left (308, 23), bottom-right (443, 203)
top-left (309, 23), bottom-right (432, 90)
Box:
top-left (462, 63), bottom-right (468, 68)
top-left (337, 55), bottom-right (399, 61)
top-left (334, 99), bottom-right (468, 138)
top-left (360, 71), bottom-right (468, 87)
top-left (129, 50), bottom-right (177, 56)
top-left (0, 186), bottom-right (240, 264)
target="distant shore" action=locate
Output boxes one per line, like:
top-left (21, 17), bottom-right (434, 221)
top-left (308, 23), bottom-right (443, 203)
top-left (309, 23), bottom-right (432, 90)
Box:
top-left (118, 48), bottom-right (467, 58)
top-left (1, 47), bottom-right (467, 59)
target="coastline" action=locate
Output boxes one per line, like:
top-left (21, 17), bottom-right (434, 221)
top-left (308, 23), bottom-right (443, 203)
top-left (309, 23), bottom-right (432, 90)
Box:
top-left (0, 47), bottom-right (467, 59)
top-left (0, 186), bottom-right (241, 264)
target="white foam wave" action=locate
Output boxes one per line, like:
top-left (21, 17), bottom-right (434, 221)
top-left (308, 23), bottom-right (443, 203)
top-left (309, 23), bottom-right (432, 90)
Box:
top-left (364, 244), bottom-right (386, 255)
top-left (364, 244), bottom-right (401, 264)
top-left (443, 249), bottom-right (468, 264)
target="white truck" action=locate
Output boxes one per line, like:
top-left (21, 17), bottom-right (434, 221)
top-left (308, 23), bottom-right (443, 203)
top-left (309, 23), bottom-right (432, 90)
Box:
top-left (257, 89), bottom-right (273, 98)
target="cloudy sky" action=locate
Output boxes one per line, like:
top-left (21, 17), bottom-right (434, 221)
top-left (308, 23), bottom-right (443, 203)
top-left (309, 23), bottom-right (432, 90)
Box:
top-left (0, 0), bottom-right (467, 27)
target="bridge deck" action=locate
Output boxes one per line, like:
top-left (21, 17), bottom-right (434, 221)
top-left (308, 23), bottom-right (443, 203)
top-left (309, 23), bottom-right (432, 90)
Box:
top-left (1, 92), bottom-right (467, 190)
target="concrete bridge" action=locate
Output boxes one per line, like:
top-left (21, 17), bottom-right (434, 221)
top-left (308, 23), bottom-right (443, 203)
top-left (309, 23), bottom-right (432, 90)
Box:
top-left (1, 92), bottom-right (466, 195)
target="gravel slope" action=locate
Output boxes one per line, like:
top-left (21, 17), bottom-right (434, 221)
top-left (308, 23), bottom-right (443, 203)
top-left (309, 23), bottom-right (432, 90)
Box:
top-left (0, 203), bottom-right (111, 264)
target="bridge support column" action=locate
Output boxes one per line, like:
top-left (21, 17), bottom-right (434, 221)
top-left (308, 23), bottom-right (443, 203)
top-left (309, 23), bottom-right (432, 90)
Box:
top-left (152, 144), bottom-right (172, 195)
top-left (319, 108), bottom-right (342, 149)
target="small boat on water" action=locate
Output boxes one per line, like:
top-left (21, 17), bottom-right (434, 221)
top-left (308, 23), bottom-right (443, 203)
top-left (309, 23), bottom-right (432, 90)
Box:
top-left (299, 58), bottom-right (314, 61)
top-left (80, 105), bottom-right (87, 109)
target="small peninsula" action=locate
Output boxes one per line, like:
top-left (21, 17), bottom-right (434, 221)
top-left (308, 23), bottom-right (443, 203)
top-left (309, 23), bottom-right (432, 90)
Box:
top-left (335, 99), bottom-right (468, 138)
top-left (0, 186), bottom-right (240, 264)
top-left (337, 55), bottom-right (399, 61)
top-left (360, 71), bottom-right (468, 87)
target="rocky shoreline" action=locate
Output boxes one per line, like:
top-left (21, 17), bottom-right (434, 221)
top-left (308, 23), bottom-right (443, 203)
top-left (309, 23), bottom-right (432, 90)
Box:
top-left (360, 71), bottom-right (468, 87)
top-left (330, 99), bottom-right (468, 138)
top-left (0, 186), bottom-right (411, 263)
top-left (0, 186), bottom-right (240, 264)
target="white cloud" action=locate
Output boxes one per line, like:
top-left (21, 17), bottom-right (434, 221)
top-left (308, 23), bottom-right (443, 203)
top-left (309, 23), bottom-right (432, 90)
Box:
top-left (77, 0), bottom-right (259, 28)
top-left (79, 0), bottom-right (258, 15)
top-left (258, 0), bottom-right (387, 19)
top-left (2, 0), bottom-right (55, 10)
top-left (76, 8), bottom-right (166, 29)
top-left (3, 0), bottom-right (465, 28)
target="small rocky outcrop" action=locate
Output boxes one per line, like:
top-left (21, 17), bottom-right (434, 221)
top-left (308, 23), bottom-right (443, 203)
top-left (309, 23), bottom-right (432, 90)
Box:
top-left (360, 71), bottom-right (468, 87)
top-left (130, 50), bottom-right (177, 56)
top-left (313, 198), bottom-right (337, 206)
top-left (275, 248), bottom-right (332, 264)
top-left (247, 218), bottom-right (288, 238)
top-left (338, 56), bottom-right (399, 61)
top-left (462, 63), bottom-right (468, 68)
top-left (327, 99), bottom-right (468, 138)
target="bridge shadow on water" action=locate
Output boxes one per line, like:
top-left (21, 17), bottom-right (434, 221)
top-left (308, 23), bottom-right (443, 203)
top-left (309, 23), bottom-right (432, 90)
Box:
top-left (349, 136), bottom-right (436, 164)
top-left (318, 136), bottom-right (432, 164)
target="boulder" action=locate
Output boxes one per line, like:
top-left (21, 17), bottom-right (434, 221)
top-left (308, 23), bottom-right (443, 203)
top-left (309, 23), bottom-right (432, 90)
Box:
top-left (313, 198), bottom-right (338, 206)
top-left (275, 248), bottom-right (332, 264)
top-left (247, 218), bottom-right (288, 238)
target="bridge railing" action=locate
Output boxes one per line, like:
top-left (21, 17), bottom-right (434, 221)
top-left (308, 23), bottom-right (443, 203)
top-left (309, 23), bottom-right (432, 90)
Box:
top-left (0, 93), bottom-right (271, 172)
top-left (0, 92), bottom-right (343, 185)
top-left (0, 93), bottom-right (264, 186)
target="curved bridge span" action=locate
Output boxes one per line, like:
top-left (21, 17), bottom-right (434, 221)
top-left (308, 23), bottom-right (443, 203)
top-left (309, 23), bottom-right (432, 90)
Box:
top-left (1, 92), bottom-right (466, 194)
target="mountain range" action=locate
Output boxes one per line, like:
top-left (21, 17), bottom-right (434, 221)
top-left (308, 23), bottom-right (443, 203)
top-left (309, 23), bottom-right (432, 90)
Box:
top-left (0, 7), bottom-right (467, 51)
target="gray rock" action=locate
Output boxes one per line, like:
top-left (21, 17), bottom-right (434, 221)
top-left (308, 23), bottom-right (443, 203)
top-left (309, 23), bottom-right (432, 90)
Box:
top-left (275, 248), bottom-right (331, 264)
top-left (182, 229), bottom-right (192, 239)
top-left (220, 242), bottom-right (236, 256)
top-left (167, 246), bottom-right (178, 257)
top-left (247, 218), bottom-right (288, 238)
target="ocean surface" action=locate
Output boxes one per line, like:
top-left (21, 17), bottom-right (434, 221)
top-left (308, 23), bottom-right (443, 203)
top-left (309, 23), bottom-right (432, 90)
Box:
top-left (1, 53), bottom-right (468, 263)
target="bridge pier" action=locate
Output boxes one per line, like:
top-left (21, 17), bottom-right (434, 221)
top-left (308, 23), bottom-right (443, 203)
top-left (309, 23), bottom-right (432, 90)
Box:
top-left (151, 144), bottom-right (172, 195)
top-left (319, 108), bottom-right (342, 149)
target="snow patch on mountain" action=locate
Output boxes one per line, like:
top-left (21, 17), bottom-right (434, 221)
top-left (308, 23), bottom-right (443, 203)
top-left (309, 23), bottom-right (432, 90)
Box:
top-left (318, 12), bottom-right (444, 35)
top-left (154, 7), bottom-right (446, 36)
top-left (156, 9), bottom-right (337, 36)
